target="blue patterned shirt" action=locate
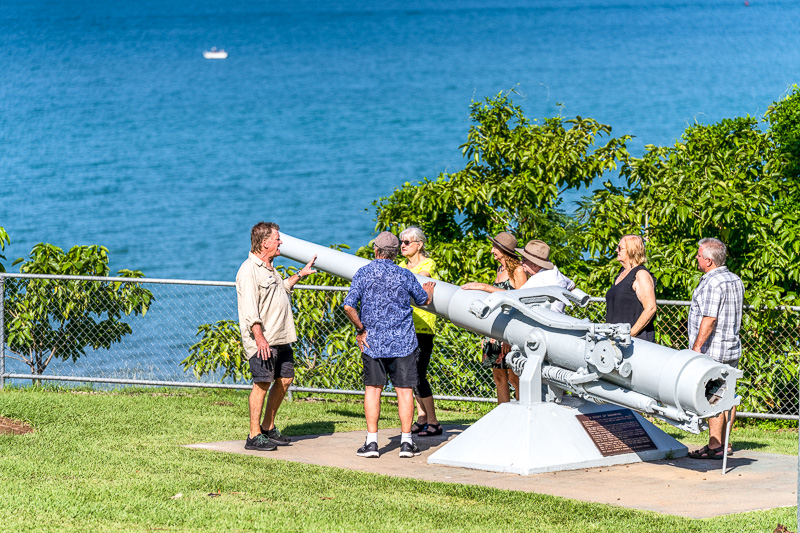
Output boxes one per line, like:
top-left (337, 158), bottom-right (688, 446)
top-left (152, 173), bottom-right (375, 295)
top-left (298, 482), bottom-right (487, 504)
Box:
top-left (343, 259), bottom-right (429, 359)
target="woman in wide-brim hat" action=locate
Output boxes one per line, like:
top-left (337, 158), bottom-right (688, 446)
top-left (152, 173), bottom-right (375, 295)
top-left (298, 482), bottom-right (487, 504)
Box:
top-left (461, 231), bottom-right (528, 404)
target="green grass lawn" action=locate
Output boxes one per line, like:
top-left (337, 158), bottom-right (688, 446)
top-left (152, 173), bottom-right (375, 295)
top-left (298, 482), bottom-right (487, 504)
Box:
top-left (0, 386), bottom-right (796, 532)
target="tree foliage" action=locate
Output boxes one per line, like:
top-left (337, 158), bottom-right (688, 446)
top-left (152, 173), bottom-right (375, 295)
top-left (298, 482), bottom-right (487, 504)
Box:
top-left (0, 227), bottom-right (9, 273)
top-left (3, 242), bottom-right (154, 376)
top-left (766, 84), bottom-right (800, 182)
top-left (579, 88), bottom-right (800, 307)
top-left (183, 319), bottom-right (248, 382)
top-left (373, 91), bottom-right (630, 285)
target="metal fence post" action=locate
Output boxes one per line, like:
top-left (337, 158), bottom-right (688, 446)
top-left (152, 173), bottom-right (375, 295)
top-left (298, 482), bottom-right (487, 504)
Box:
top-left (1, 274), bottom-right (5, 389)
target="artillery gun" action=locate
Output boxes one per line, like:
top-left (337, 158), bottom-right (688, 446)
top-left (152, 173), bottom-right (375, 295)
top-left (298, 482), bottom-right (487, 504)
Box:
top-left (280, 234), bottom-right (742, 474)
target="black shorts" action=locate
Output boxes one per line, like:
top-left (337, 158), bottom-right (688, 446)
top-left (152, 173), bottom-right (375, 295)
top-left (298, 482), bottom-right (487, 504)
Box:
top-left (362, 348), bottom-right (419, 389)
top-left (249, 344), bottom-right (295, 383)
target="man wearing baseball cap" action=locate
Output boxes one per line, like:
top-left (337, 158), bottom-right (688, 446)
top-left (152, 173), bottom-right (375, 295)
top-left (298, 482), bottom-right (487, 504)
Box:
top-left (343, 231), bottom-right (436, 459)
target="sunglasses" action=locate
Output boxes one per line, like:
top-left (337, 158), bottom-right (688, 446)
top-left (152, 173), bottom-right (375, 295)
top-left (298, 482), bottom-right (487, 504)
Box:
top-left (401, 240), bottom-right (418, 246)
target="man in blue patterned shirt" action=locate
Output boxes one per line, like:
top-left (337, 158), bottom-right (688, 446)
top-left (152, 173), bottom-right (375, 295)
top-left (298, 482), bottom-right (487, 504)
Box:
top-left (687, 237), bottom-right (744, 460)
top-left (344, 231), bottom-right (435, 459)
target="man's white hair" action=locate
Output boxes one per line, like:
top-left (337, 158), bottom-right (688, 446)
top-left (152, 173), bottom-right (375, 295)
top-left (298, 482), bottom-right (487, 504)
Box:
top-left (699, 237), bottom-right (727, 266)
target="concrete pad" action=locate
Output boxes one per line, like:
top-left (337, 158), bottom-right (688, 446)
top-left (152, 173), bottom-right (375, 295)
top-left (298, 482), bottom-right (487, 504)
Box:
top-left (185, 425), bottom-right (798, 519)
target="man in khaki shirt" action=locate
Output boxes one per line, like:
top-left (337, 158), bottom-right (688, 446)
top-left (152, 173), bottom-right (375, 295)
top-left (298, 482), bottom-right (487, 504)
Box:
top-left (236, 221), bottom-right (316, 452)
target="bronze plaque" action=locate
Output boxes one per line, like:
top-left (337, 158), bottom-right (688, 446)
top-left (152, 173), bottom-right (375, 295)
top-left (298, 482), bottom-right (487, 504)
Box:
top-left (576, 409), bottom-right (657, 457)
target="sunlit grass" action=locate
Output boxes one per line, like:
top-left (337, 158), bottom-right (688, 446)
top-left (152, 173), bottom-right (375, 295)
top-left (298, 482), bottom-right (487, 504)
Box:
top-left (0, 387), bottom-right (795, 532)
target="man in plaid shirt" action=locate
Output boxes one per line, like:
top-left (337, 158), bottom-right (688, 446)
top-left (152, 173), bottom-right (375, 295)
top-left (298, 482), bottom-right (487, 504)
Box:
top-left (687, 237), bottom-right (744, 460)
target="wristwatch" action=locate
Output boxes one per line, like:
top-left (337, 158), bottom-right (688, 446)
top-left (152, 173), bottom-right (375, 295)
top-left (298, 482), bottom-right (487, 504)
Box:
top-left (356, 326), bottom-right (367, 335)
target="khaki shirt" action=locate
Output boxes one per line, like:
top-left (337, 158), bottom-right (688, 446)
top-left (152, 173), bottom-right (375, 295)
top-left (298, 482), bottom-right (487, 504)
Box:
top-left (236, 252), bottom-right (297, 358)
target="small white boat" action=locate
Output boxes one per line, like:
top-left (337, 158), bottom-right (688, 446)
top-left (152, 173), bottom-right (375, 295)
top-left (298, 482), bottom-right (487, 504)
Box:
top-left (203, 47), bottom-right (228, 59)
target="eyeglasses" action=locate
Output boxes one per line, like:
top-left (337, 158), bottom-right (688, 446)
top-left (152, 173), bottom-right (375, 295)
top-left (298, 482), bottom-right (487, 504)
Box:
top-left (615, 246), bottom-right (626, 252)
top-left (401, 240), bottom-right (418, 246)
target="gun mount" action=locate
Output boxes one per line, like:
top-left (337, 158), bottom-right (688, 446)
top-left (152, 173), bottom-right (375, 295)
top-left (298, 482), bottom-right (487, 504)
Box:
top-left (280, 234), bottom-right (742, 474)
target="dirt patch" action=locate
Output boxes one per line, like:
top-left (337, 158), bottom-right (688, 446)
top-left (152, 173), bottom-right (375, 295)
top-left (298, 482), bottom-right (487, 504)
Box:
top-left (0, 416), bottom-right (34, 435)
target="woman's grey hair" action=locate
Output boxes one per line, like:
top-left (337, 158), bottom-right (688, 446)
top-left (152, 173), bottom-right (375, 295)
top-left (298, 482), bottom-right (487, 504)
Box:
top-left (399, 226), bottom-right (429, 257)
top-left (698, 237), bottom-right (727, 266)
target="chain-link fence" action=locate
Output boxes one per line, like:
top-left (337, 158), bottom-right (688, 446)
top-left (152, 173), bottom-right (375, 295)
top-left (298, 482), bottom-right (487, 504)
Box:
top-left (1, 273), bottom-right (797, 418)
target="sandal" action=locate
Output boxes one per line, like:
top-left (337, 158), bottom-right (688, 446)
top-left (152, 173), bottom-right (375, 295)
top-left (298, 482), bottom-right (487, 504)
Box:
top-left (418, 423), bottom-right (443, 437)
top-left (688, 445), bottom-right (724, 460)
top-left (411, 421), bottom-right (427, 434)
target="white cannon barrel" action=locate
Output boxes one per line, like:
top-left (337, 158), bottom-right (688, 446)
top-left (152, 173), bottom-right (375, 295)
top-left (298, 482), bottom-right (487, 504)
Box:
top-left (280, 233), bottom-right (741, 428)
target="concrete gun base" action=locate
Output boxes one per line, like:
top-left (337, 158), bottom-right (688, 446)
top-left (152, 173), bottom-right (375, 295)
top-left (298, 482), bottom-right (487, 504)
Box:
top-left (427, 397), bottom-right (687, 475)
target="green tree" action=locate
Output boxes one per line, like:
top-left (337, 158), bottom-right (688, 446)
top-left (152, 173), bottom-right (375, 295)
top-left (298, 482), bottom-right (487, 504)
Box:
top-left (373, 91), bottom-right (630, 285)
top-left (766, 84), bottom-right (800, 182)
top-left (578, 112), bottom-right (799, 306)
top-left (183, 319), bottom-right (248, 382)
top-left (4, 243), bottom-right (154, 376)
top-left (0, 226), bottom-right (9, 272)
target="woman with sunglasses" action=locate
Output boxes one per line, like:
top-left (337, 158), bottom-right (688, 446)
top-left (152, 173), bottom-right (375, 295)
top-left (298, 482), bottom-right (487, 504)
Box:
top-left (461, 232), bottom-right (528, 403)
top-left (606, 234), bottom-right (657, 341)
top-left (399, 226), bottom-right (442, 436)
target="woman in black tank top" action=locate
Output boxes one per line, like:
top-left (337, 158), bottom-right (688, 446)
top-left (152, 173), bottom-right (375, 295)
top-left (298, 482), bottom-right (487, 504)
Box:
top-left (605, 235), bottom-right (657, 342)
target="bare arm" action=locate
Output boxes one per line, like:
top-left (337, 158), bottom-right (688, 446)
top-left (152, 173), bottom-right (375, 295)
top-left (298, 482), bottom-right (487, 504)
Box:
top-left (286, 255), bottom-right (318, 289)
top-left (692, 316), bottom-right (717, 353)
top-left (422, 281), bottom-right (435, 305)
top-left (630, 269), bottom-right (657, 338)
top-left (251, 323), bottom-right (271, 360)
top-left (510, 266), bottom-right (528, 289)
top-left (343, 304), bottom-right (369, 352)
top-left (461, 282), bottom-right (503, 292)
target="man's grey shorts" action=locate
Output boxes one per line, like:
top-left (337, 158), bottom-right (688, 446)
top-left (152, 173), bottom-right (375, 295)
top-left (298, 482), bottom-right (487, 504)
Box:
top-left (248, 344), bottom-right (295, 383)
top-left (717, 357), bottom-right (740, 369)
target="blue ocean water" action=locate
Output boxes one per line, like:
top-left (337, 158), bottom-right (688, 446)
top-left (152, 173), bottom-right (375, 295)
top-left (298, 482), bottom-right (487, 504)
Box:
top-left (2, 0), bottom-right (799, 281)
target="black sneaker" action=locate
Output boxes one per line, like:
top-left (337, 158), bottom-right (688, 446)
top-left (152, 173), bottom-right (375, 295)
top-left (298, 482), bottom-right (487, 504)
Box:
top-left (263, 427), bottom-right (291, 446)
top-left (356, 441), bottom-right (379, 458)
top-left (399, 441), bottom-right (421, 458)
top-left (245, 433), bottom-right (277, 451)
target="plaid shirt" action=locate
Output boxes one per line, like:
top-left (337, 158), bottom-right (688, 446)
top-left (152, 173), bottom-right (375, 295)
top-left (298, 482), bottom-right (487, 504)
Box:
top-left (688, 266), bottom-right (744, 363)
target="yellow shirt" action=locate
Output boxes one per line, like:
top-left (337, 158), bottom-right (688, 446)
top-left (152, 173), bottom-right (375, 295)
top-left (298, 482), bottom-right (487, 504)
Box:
top-left (399, 257), bottom-right (437, 335)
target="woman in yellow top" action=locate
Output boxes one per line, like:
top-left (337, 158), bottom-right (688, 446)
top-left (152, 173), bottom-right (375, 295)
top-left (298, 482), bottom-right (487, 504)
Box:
top-left (399, 226), bottom-right (441, 436)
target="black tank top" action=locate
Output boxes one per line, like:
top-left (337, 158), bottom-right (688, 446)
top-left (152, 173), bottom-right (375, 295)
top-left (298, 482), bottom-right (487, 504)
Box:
top-left (605, 265), bottom-right (656, 341)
